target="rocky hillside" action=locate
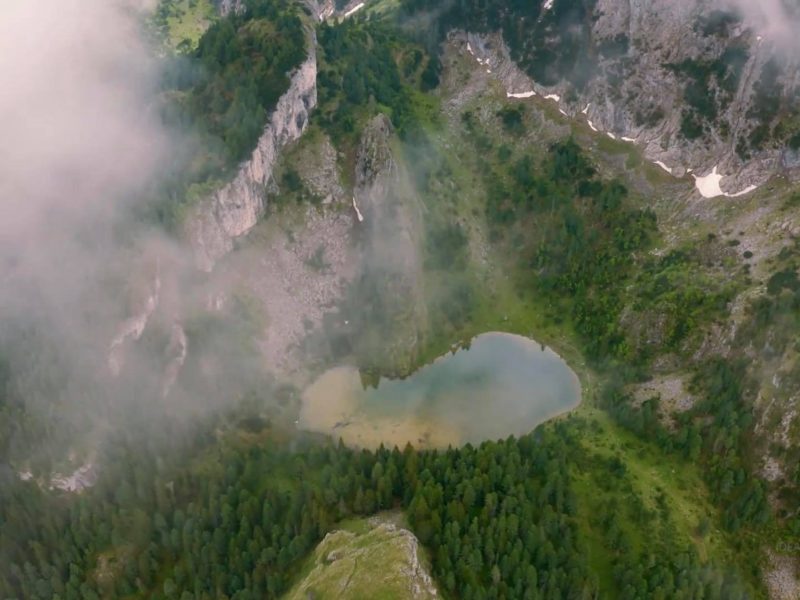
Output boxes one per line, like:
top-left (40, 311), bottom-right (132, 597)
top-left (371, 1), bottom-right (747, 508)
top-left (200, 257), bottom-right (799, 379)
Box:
top-left (406, 0), bottom-right (800, 194)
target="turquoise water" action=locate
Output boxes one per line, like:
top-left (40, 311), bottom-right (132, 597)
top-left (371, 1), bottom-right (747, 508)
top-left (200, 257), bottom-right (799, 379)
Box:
top-left (300, 332), bottom-right (582, 448)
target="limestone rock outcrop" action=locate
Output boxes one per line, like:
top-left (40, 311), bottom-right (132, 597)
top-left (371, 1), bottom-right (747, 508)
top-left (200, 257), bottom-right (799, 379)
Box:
top-left (185, 49), bottom-right (318, 271)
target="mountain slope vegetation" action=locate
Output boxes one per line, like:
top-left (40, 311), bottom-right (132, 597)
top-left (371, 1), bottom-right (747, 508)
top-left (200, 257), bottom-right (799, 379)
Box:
top-left (2, 0), bottom-right (800, 599)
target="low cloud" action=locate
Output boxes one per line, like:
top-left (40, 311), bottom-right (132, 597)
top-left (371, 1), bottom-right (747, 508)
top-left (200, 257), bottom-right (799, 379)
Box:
top-left (0, 0), bottom-right (175, 465)
top-left (727, 0), bottom-right (800, 50)
top-left (0, 0), bottom-right (167, 312)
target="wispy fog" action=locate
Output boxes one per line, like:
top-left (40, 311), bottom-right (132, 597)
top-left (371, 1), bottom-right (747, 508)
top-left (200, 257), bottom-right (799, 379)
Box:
top-left (0, 0), bottom-right (165, 305)
top-left (0, 0), bottom-right (179, 466)
top-left (725, 0), bottom-right (800, 50)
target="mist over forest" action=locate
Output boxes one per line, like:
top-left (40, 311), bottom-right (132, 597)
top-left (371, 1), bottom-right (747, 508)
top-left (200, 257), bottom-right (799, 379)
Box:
top-left (1, 0), bottom-right (800, 598)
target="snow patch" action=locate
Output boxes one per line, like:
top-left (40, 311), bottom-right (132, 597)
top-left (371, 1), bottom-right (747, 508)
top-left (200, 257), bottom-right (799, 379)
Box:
top-left (621, 136), bottom-right (637, 143)
top-left (507, 90), bottom-right (536, 99)
top-left (654, 160), bottom-right (673, 174)
top-left (352, 196), bottom-right (364, 223)
top-left (543, 0), bottom-right (554, 10)
top-left (343, 2), bottom-right (364, 17)
top-left (544, 94), bottom-right (561, 102)
top-left (581, 104), bottom-right (590, 115)
top-left (587, 120), bottom-right (598, 132)
top-left (693, 166), bottom-right (758, 198)
top-left (466, 42), bottom-right (474, 55)
top-left (607, 132), bottom-right (617, 140)
top-left (733, 185), bottom-right (759, 197)
top-left (694, 165), bottom-right (722, 195)
top-left (559, 109), bottom-right (567, 115)
top-left (18, 470), bottom-right (33, 481)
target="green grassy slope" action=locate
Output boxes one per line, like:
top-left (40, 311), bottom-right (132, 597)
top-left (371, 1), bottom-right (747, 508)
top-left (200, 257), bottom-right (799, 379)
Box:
top-left (153, 0), bottom-right (217, 51)
top-left (284, 513), bottom-right (437, 600)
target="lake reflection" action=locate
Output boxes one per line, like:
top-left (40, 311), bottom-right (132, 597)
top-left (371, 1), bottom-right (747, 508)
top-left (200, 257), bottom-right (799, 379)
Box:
top-left (299, 332), bottom-right (581, 449)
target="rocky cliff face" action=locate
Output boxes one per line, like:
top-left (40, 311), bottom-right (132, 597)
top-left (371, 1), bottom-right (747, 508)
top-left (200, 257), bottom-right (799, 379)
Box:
top-left (194, 115), bottom-right (428, 379)
top-left (185, 48), bottom-right (318, 271)
top-left (305, 0), bottom-right (335, 21)
top-left (459, 0), bottom-right (800, 193)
